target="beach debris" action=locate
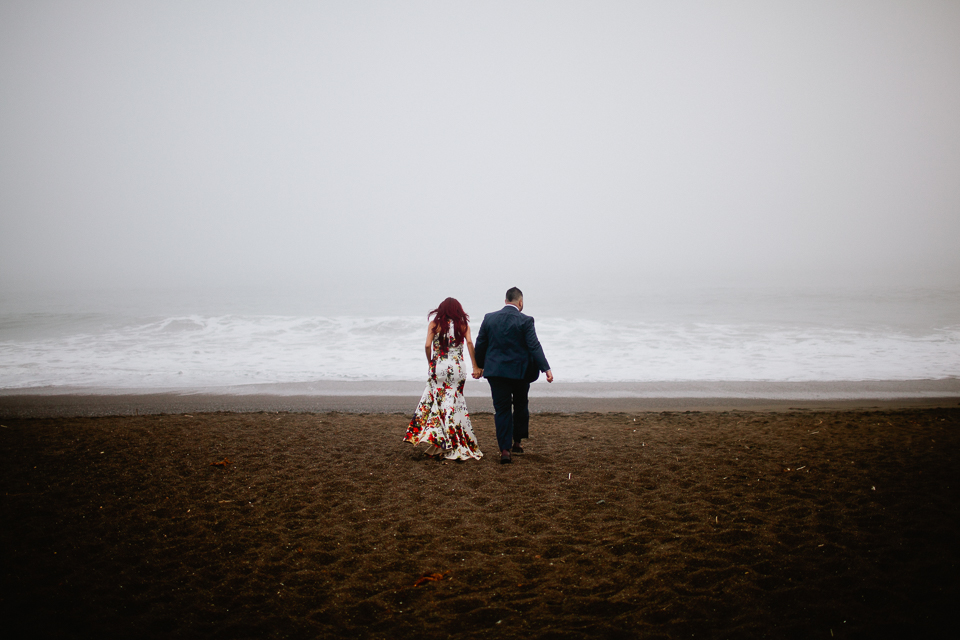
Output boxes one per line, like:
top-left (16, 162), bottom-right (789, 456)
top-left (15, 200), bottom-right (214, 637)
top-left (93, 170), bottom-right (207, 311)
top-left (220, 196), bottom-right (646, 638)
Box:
top-left (0, 425), bottom-right (8, 428)
top-left (796, 466), bottom-right (806, 470)
top-left (413, 572), bottom-right (448, 587)
top-left (217, 500), bottom-right (233, 503)
top-left (210, 458), bottom-right (232, 467)
top-left (871, 486), bottom-right (876, 490)
top-left (568, 473), bottom-right (571, 479)
top-left (596, 500), bottom-right (606, 505)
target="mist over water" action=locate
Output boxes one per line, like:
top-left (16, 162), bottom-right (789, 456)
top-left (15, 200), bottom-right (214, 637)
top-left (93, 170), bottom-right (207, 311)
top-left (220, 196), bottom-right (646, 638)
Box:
top-left (3, 2), bottom-right (960, 298)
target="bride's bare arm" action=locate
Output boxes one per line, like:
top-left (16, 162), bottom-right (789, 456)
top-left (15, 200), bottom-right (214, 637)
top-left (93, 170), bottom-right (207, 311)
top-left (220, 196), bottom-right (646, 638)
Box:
top-left (465, 326), bottom-right (481, 377)
top-left (425, 321), bottom-right (436, 362)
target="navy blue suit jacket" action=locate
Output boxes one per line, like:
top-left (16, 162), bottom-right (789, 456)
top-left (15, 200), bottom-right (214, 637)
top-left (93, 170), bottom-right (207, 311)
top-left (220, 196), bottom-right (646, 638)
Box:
top-left (475, 305), bottom-right (550, 380)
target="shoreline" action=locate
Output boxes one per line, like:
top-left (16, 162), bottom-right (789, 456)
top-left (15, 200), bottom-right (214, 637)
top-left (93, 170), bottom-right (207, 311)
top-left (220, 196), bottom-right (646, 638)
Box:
top-left (2, 385), bottom-right (960, 418)
top-left (4, 378), bottom-right (958, 397)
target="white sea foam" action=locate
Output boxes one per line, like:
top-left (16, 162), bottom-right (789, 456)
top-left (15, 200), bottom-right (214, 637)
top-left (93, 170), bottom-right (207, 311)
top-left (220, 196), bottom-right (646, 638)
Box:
top-left (1, 311), bottom-right (958, 389)
top-left (541, 318), bottom-right (959, 381)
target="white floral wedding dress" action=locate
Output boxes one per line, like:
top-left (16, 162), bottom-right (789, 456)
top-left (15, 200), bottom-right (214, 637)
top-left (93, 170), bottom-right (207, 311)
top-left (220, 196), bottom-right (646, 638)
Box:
top-left (403, 325), bottom-right (482, 460)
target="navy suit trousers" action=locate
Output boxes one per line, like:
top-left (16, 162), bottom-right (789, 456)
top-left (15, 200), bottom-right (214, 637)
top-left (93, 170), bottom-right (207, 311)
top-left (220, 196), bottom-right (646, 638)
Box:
top-left (487, 376), bottom-right (530, 452)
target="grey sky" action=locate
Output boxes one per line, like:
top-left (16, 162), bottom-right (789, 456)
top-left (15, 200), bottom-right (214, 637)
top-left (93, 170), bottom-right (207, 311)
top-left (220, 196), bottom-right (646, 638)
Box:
top-left (2, 1), bottom-right (959, 302)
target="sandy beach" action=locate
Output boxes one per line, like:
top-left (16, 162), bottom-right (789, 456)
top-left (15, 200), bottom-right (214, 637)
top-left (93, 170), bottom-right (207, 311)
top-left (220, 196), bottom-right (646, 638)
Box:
top-left (2, 397), bottom-right (958, 638)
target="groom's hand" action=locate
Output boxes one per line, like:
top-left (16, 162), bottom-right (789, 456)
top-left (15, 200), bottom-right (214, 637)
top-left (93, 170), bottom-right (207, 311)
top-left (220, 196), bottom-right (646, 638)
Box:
top-left (546, 370), bottom-right (554, 383)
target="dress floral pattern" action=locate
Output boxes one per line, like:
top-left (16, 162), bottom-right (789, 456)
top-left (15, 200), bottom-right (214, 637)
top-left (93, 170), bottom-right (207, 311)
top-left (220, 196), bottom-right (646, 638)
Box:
top-left (403, 324), bottom-right (482, 460)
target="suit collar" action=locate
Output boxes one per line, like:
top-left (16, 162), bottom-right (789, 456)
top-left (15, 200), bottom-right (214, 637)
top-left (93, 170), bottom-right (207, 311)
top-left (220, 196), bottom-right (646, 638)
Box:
top-left (502, 304), bottom-right (521, 314)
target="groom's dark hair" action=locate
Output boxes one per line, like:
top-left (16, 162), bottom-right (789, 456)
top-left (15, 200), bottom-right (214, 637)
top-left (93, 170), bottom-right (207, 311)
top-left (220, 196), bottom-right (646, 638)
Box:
top-left (505, 287), bottom-right (523, 302)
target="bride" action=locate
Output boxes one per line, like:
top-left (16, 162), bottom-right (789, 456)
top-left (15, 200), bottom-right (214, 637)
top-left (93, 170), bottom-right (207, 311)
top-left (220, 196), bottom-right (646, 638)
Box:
top-left (403, 297), bottom-right (483, 461)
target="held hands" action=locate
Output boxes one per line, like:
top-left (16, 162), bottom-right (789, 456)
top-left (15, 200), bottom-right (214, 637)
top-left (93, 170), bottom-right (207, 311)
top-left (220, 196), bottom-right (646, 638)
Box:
top-left (468, 367), bottom-right (547, 381)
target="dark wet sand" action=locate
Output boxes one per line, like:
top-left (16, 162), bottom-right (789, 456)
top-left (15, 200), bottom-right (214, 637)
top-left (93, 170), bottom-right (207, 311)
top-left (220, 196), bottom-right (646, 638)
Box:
top-left (2, 405), bottom-right (958, 639)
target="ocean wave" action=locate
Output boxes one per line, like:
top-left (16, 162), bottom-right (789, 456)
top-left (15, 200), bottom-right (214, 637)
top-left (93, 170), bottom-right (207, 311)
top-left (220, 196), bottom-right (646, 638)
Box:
top-left (1, 313), bottom-right (958, 388)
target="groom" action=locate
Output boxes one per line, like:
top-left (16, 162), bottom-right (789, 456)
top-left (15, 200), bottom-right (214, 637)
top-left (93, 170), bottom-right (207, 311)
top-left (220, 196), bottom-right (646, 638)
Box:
top-left (473, 287), bottom-right (553, 464)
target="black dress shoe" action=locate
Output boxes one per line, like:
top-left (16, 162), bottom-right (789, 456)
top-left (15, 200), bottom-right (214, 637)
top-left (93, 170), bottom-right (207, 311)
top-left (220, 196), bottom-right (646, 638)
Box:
top-left (511, 442), bottom-right (524, 454)
top-left (500, 449), bottom-right (512, 464)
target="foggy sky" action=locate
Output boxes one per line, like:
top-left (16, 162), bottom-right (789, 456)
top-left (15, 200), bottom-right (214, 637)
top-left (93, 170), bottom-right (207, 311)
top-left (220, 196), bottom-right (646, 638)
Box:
top-left (2, 1), bottom-right (959, 303)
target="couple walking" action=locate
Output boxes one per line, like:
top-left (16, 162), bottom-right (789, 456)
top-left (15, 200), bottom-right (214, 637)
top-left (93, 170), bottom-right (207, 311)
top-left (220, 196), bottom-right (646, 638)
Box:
top-left (403, 287), bottom-right (553, 464)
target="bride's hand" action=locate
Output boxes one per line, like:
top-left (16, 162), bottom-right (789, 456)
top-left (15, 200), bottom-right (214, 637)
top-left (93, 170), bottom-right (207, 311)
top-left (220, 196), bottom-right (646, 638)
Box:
top-left (472, 368), bottom-right (483, 379)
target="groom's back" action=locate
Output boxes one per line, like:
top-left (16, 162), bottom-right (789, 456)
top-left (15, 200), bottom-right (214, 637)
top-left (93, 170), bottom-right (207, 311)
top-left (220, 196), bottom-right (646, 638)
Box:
top-left (477, 307), bottom-right (532, 379)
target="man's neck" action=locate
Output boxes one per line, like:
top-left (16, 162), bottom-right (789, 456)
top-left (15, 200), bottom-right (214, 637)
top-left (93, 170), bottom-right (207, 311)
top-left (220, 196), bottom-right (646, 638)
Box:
top-left (504, 302), bottom-right (521, 311)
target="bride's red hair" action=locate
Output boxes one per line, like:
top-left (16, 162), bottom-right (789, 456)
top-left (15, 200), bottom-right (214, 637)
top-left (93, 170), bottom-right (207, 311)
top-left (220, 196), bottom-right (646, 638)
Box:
top-left (429, 297), bottom-right (469, 348)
